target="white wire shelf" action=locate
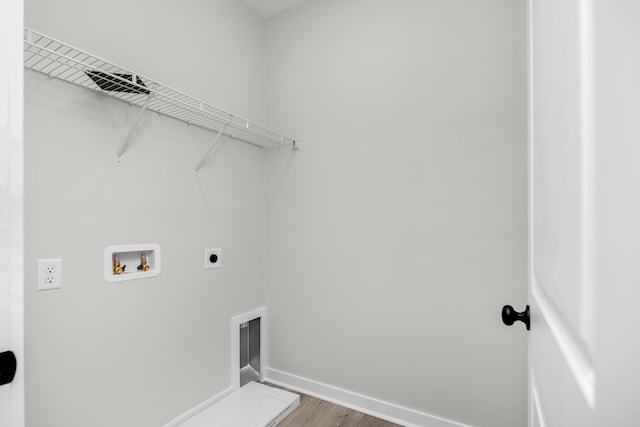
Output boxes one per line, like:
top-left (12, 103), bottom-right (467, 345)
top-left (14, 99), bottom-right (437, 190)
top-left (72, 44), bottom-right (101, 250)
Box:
top-left (23, 28), bottom-right (297, 166)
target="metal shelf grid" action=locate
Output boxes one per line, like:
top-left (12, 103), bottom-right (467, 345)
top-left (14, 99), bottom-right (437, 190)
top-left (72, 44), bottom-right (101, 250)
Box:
top-left (23, 28), bottom-right (297, 150)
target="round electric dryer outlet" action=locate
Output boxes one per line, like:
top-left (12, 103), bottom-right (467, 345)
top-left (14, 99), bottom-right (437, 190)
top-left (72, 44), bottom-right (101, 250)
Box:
top-left (204, 248), bottom-right (222, 269)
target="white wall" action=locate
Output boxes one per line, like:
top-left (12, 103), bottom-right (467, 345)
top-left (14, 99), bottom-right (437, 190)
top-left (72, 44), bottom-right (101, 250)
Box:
top-left (24, 1), bottom-right (528, 426)
top-left (24, 1), bottom-right (267, 426)
top-left (264, 1), bottom-right (528, 427)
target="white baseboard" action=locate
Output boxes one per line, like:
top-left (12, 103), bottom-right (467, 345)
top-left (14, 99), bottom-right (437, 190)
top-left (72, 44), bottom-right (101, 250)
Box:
top-left (162, 386), bottom-right (234, 427)
top-left (265, 368), bottom-right (473, 427)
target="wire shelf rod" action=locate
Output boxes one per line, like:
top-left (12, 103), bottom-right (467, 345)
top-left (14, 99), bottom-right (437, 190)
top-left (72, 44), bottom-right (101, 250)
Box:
top-left (23, 28), bottom-right (297, 150)
top-left (25, 50), bottom-right (280, 149)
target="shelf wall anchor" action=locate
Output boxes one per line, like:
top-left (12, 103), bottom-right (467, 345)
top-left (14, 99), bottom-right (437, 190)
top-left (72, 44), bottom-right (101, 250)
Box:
top-left (116, 93), bottom-right (154, 164)
top-left (194, 123), bottom-right (230, 175)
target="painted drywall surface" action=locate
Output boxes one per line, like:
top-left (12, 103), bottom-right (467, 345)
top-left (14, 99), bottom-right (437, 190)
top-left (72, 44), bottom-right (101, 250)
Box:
top-left (264, 1), bottom-right (528, 427)
top-left (24, 1), bottom-right (267, 426)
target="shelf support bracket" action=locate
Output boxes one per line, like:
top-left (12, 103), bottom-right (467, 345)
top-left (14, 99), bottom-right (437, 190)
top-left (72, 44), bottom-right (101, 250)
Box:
top-left (194, 123), bottom-right (229, 175)
top-left (116, 93), bottom-right (154, 164)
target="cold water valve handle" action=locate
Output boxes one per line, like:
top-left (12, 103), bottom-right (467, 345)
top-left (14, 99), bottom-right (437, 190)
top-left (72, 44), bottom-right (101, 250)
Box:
top-left (502, 305), bottom-right (530, 331)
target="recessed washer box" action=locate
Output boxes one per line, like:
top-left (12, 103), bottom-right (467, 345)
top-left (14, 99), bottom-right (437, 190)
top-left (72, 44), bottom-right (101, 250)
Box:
top-left (104, 244), bottom-right (161, 283)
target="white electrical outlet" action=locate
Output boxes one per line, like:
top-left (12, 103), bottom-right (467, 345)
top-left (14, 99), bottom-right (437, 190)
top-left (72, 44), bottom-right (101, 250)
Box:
top-left (37, 258), bottom-right (62, 291)
top-left (204, 248), bottom-right (222, 269)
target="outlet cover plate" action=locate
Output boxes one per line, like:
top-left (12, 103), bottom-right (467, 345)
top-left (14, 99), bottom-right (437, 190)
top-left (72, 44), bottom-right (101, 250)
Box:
top-left (37, 258), bottom-right (62, 291)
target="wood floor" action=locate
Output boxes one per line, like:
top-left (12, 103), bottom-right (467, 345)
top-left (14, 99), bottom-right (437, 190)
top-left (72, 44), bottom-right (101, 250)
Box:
top-left (267, 384), bottom-right (404, 427)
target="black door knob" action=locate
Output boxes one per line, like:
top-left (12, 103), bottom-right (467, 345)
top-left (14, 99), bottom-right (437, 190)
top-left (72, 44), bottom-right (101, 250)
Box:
top-left (0, 351), bottom-right (17, 386)
top-left (502, 305), bottom-right (530, 330)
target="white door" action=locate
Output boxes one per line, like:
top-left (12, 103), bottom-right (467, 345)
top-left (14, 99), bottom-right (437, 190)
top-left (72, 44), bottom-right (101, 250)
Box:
top-left (529, 0), bottom-right (640, 426)
top-left (0, 0), bottom-right (25, 426)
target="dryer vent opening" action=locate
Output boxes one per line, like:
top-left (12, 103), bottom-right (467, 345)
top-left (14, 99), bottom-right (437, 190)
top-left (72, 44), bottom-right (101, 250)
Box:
top-left (239, 317), bottom-right (260, 387)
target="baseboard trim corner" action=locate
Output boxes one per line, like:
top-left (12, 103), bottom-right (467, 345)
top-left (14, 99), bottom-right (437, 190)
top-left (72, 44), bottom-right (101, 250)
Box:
top-left (162, 386), bottom-right (234, 427)
top-left (265, 367), bottom-right (472, 427)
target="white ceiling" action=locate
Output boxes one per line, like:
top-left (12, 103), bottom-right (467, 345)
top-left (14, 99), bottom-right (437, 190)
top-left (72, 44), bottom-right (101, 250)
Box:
top-left (243, 0), bottom-right (307, 18)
